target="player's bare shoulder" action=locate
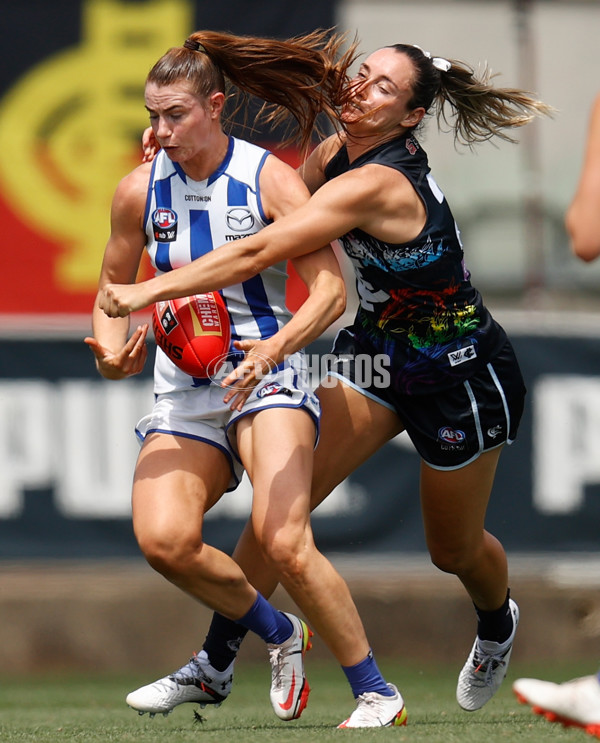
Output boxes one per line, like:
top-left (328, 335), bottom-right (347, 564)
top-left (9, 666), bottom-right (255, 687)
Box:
top-left (299, 133), bottom-right (345, 194)
top-left (350, 159), bottom-right (417, 209)
top-left (316, 132), bottom-right (346, 164)
top-left (115, 161), bottom-right (152, 203)
top-left (260, 152), bottom-right (311, 220)
top-left (111, 162), bottom-right (152, 222)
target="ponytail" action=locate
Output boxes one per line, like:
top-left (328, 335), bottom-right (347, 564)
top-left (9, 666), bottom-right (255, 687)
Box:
top-left (435, 59), bottom-right (554, 146)
top-left (392, 44), bottom-right (553, 146)
top-left (152, 28), bottom-right (357, 152)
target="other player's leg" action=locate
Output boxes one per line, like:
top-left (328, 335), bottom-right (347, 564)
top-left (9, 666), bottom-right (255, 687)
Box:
top-left (419, 451), bottom-right (518, 710)
top-left (514, 674), bottom-right (600, 737)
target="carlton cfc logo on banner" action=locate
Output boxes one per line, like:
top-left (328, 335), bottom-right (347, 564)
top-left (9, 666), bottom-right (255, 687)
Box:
top-left (152, 208), bottom-right (178, 242)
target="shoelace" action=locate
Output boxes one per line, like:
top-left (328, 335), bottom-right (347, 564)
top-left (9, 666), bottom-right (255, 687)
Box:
top-left (350, 691), bottom-right (394, 724)
top-left (268, 646), bottom-right (289, 689)
top-left (169, 654), bottom-right (210, 688)
top-left (356, 691), bottom-right (390, 709)
top-left (471, 647), bottom-right (509, 685)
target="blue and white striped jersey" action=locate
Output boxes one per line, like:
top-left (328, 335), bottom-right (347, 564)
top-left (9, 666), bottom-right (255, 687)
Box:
top-left (144, 136), bottom-right (292, 392)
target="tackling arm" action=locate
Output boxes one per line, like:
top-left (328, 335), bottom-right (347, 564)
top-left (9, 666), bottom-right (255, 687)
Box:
top-left (97, 165), bottom-right (374, 318)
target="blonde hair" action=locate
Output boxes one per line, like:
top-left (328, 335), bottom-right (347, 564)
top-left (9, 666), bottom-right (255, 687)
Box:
top-left (147, 29), bottom-right (358, 152)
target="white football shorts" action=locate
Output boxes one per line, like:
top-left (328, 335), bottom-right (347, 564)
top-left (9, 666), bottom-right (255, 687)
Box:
top-left (135, 351), bottom-right (320, 490)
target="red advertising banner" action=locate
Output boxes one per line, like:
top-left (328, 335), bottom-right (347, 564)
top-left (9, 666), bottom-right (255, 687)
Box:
top-left (0, 1), bottom-right (194, 319)
top-left (0, 0), bottom-right (329, 323)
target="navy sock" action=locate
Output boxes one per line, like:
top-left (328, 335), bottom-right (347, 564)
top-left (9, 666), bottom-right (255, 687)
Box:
top-left (342, 650), bottom-right (392, 697)
top-left (203, 612), bottom-right (249, 672)
top-left (475, 589), bottom-right (513, 644)
top-left (236, 594), bottom-right (293, 645)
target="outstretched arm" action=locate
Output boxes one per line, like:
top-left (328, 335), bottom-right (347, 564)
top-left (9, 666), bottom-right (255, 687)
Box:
top-left (221, 245), bottom-right (346, 410)
top-left (97, 162), bottom-right (387, 318)
top-left (565, 94), bottom-right (600, 262)
top-left (206, 151), bottom-right (347, 409)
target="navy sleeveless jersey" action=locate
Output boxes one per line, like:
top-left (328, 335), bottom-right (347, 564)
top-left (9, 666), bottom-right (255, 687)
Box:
top-left (324, 134), bottom-right (507, 394)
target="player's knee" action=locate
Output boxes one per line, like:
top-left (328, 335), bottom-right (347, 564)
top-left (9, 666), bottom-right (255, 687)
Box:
top-left (428, 545), bottom-right (469, 576)
top-left (259, 530), bottom-right (309, 580)
top-left (137, 528), bottom-right (204, 577)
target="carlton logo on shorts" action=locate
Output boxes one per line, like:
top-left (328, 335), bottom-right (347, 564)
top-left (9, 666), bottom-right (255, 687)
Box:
top-left (257, 383), bottom-right (293, 399)
top-left (447, 344), bottom-right (476, 367)
top-left (438, 426), bottom-right (466, 444)
top-left (152, 208), bottom-right (178, 242)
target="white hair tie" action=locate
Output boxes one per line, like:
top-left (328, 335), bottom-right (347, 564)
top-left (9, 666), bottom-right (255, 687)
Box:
top-left (432, 56), bottom-right (451, 72)
top-left (412, 44), bottom-right (451, 72)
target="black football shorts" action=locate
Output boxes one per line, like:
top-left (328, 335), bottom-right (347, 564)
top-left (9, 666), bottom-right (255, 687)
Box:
top-left (325, 329), bottom-right (526, 470)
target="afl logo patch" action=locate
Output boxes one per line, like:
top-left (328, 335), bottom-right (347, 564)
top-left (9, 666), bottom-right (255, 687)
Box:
top-left (438, 426), bottom-right (466, 444)
top-left (257, 383), bottom-right (293, 399)
top-left (152, 208), bottom-right (178, 242)
top-left (226, 207), bottom-right (254, 232)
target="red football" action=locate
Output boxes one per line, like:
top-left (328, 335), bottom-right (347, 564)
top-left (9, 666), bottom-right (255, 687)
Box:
top-left (152, 292), bottom-right (231, 377)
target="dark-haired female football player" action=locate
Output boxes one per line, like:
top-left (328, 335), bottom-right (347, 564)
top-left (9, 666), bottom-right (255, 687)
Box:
top-left (98, 30), bottom-right (552, 726)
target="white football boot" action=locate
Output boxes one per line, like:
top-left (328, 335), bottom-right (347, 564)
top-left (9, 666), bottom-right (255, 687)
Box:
top-left (267, 612), bottom-right (312, 720)
top-left (514, 674), bottom-right (600, 738)
top-left (457, 598), bottom-right (519, 711)
top-left (337, 683), bottom-right (407, 728)
top-left (126, 650), bottom-right (233, 717)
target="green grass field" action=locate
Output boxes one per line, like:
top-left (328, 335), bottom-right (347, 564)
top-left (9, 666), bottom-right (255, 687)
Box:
top-left (1, 660), bottom-right (593, 742)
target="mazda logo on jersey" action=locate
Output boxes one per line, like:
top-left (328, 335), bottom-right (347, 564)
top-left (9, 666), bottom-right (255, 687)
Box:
top-left (152, 208), bottom-right (178, 242)
top-left (226, 207), bottom-right (254, 231)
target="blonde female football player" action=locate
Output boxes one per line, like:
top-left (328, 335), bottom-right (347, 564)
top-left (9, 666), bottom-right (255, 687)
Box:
top-left (86, 31), bottom-right (405, 729)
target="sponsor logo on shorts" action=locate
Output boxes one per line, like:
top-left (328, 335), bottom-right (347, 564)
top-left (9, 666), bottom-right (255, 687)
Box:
top-left (152, 208), bottom-right (178, 242)
top-left (257, 383), bottom-right (293, 399)
top-left (487, 425), bottom-right (503, 439)
top-left (438, 426), bottom-right (466, 444)
top-left (438, 426), bottom-right (467, 452)
top-left (447, 345), bottom-right (476, 367)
